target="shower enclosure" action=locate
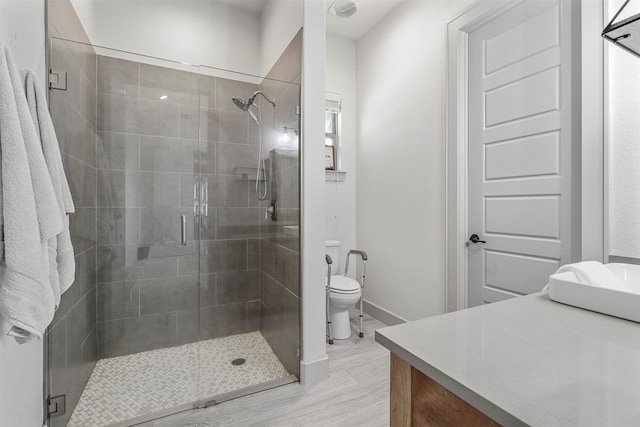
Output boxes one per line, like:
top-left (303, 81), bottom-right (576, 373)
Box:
top-left (45, 32), bottom-right (301, 426)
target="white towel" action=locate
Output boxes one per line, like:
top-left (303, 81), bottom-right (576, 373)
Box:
top-left (554, 261), bottom-right (629, 292)
top-left (23, 70), bottom-right (75, 305)
top-left (0, 43), bottom-right (59, 341)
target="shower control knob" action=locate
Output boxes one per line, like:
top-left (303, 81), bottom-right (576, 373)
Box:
top-left (265, 206), bottom-right (275, 219)
top-left (265, 200), bottom-right (277, 221)
top-left (469, 234), bottom-right (486, 244)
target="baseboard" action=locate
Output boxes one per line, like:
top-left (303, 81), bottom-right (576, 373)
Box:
top-left (608, 255), bottom-right (640, 265)
top-left (363, 299), bottom-right (407, 326)
top-left (299, 355), bottom-right (329, 385)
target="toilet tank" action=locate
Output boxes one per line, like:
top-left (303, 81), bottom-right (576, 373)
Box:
top-left (326, 240), bottom-right (341, 275)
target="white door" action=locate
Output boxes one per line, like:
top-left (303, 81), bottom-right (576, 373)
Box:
top-left (467, 0), bottom-right (575, 306)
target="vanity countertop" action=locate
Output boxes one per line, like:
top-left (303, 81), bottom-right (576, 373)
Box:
top-left (375, 293), bottom-right (640, 426)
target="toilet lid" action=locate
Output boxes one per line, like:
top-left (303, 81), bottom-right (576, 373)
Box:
top-left (327, 275), bottom-right (360, 293)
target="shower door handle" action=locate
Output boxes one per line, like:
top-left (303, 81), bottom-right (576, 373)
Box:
top-left (181, 215), bottom-right (187, 246)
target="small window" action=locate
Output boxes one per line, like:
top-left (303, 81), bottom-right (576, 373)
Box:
top-left (325, 94), bottom-right (341, 169)
top-left (325, 111), bottom-right (337, 134)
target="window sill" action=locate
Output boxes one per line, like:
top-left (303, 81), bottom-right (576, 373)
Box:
top-left (325, 170), bottom-right (347, 182)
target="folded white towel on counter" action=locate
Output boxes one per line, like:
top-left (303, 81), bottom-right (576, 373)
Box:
top-left (0, 43), bottom-right (59, 341)
top-left (23, 70), bottom-right (75, 305)
top-left (554, 261), bottom-right (629, 292)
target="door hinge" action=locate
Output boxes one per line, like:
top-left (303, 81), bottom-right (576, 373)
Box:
top-left (49, 69), bottom-right (67, 91)
top-left (296, 347), bottom-right (301, 358)
top-left (48, 395), bottom-right (66, 418)
top-left (295, 105), bottom-right (300, 115)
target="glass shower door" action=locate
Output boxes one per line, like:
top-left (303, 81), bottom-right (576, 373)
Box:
top-left (90, 51), bottom-right (203, 423)
top-left (195, 66), bottom-right (301, 406)
top-left (47, 38), bottom-right (203, 427)
top-left (47, 37), bottom-right (301, 427)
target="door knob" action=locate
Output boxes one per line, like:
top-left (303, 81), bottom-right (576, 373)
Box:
top-left (469, 234), bottom-right (486, 244)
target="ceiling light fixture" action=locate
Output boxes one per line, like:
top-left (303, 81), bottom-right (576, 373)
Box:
top-left (328, 0), bottom-right (359, 18)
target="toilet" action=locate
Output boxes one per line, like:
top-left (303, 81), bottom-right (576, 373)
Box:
top-left (326, 240), bottom-right (362, 340)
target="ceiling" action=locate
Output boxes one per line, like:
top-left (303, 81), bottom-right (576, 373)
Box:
top-left (326, 0), bottom-right (404, 40)
top-left (216, 0), bottom-right (402, 41)
top-left (216, 0), bottom-right (266, 13)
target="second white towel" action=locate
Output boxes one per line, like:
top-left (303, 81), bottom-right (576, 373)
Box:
top-left (23, 70), bottom-right (76, 306)
top-left (0, 43), bottom-right (59, 340)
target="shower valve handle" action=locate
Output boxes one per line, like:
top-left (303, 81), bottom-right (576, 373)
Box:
top-left (265, 201), bottom-right (277, 221)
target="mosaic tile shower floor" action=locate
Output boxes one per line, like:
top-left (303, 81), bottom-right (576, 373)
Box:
top-left (68, 332), bottom-right (289, 427)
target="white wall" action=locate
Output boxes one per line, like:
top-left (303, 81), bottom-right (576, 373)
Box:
top-left (608, 1), bottom-right (640, 260)
top-left (260, 0), bottom-right (303, 76)
top-left (0, 2), bottom-right (46, 425)
top-left (580, 0), bottom-right (605, 262)
top-left (325, 34), bottom-right (356, 272)
top-left (70, 0), bottom-right (262, 75)
top-left (0, 0), bottom-right (46, 77)
top-left (300, 0), bottom-right (328, 385)
top-left (71, 0), bottom-right (304, 78)
top-left (356, 0), bottom-right (474, 322)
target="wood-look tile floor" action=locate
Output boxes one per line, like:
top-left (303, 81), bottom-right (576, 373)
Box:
top-left (137, 310), bottom-right (390, 427)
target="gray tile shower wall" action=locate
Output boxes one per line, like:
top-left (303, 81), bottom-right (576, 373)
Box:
top-left (46, 3), bottom-right (302, 415)
top-left (259, 30), bottom-right (302, 377)
top-left (46, 1), bottom-right (99, 426)
top-left (95, 55), bottom-right (265, 358)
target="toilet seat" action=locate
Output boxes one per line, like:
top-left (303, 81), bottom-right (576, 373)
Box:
top-left (327, 275), bottom-right (361, 294)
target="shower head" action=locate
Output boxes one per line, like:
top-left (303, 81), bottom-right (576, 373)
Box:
top-left (232, 91), bottom-right (275, 126)
top-left (232, 96), bottom-right (261, 125)
top-left (232, 91), bottom-right (275, 112)
top-left (232, 96), bottom-right (249, 111)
